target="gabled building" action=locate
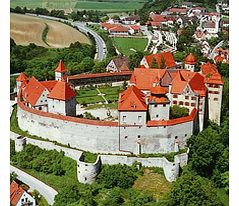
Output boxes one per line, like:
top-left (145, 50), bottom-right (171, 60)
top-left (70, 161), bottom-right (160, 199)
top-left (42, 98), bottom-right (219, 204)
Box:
top-left (10, 180), bottom-right (36, 206)
top-left (140, 51), bottom-right (176, 70)
top-left (106, 56), bottom-right (130, 72)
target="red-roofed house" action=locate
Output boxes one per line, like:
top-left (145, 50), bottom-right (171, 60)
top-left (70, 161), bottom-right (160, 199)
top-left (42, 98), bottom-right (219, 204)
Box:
top-left (184, 53), bottom-right (197, 72)
top-left (140, 51), bottom-right (176, 69)
top-left (128, 25), bottom-right (141, 34)
top-left (167, 7), bottom-right (188, 15)
top-left (108, 25), bottom-right (130, 36)
top-left (10, 180), bottom-right (36, 206)
top-left (16, 73), bottom-right (28, 93)
top-left (48, 81), bottom-right (76, 116)
top-left (55, 60), bottom-right (67, 81)
top-left (118, 85), bottom-right (147, 125)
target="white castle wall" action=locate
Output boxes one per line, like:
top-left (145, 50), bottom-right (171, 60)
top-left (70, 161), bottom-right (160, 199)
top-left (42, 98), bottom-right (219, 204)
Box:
top-left (149, 103), bottom-right (170, 121)
top-left (15, 136), bottom-right (26, 152)
top-left (17, 104), bottom-right (194, 154)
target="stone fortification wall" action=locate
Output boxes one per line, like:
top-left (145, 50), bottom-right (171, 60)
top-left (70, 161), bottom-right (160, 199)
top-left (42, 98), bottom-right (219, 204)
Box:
top-left (17, 102), bottom-right (196, 154)
top-left (100, 155), bottom-right (181, 182)
top-left (77, 156), bottom-right (101, 184)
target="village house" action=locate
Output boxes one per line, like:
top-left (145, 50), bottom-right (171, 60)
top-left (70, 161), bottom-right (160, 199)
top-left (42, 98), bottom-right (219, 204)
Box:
top-left (121, 15), bottom-right (140, 25)
top-left (106, 56), bottom-right (130, 72)
top-left (10, 180), bottom-right (36, 206)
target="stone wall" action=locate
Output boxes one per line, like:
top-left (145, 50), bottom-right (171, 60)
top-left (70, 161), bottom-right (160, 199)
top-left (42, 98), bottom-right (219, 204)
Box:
top-left (17, 103), bottom-right (195, 154)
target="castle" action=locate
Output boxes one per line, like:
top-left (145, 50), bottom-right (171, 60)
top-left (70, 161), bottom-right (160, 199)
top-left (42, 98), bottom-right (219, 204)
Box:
top-left (15, 52), bottom-right (223, 155)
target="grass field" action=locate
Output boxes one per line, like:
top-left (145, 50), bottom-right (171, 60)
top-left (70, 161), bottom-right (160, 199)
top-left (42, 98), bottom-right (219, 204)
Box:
top-left (112, 37), bottom-right (148, 56)
top-left (133, 169), bottom-right (171, 200)
top-left (76, 86), bottom-right (121, 105)
top-left (10, 0), bottom-right (147, 12)
top-left (11, 13), bottom-right (90, 48)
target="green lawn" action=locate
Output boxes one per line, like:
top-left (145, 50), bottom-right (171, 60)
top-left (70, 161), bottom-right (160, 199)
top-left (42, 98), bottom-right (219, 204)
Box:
top-left (10, 0), bottom-right (147, 12)
top-left (76, 86), bottom-right (121, 105)
top-left (112, 37), bottom-right (148, 56)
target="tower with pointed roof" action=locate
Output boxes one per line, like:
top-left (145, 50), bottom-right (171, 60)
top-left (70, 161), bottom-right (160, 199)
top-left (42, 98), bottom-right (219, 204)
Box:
top-left (48, 81), bottom-right (76, 116)
top-left (184, 53), bottom-right (197, 72)
top-left (148, 85), bottom-right (170, 121)
top-left (55, 60), bottom-right (67, 81)
top-left (16, 72), bottom-right (28, 94)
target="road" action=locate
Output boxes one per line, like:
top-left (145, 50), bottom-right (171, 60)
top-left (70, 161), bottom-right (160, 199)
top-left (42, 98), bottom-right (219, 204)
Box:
top-left (209, 40), bottom-right (224, 59)
top-left (10, 165), bottom-right (58, 205)
top-left (26, 14), bottom-right (107, 61)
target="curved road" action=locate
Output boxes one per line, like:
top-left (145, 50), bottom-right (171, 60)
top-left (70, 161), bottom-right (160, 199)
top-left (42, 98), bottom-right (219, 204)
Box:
top-left (10, 165), bottom-right (58, 205)
top-left (26, 14), bottom-right (107, 61)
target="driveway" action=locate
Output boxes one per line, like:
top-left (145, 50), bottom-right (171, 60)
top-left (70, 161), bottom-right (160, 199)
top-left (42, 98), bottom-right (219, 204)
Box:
top-left (10, 165), bottom-right (58, 205)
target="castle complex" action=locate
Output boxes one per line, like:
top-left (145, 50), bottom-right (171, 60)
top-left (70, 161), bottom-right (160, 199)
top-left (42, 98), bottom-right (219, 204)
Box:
top-left (15, 52), bottom-right (223, 156)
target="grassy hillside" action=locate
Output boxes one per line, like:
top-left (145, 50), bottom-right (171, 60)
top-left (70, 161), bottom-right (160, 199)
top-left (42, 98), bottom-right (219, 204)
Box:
top-left (10, 0), bottom-right (148, 12)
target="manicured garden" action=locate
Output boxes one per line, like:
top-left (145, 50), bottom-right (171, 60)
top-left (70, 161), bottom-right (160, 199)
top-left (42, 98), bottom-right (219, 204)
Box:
top-left (112, 37), bottom-right (148, 56)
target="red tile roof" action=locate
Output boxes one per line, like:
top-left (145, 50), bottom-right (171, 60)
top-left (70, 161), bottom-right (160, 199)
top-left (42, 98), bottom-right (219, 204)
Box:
top-left (101, 22), bottom-right (120, 30)
top-left (144, 52), bottom-right (176, 69)
top-left (185, 53), bottom-right (197, 65)
top-left (118, 85), bottom-right (147, 111)
top-left (55, 60), bottom-right (67, 73)
top-left (201, 62), bottom-right (218, 75)
top-left (48, 81), bottom-right (76, 101)
top-left (109, 25), bottom-right (130, 32)
top-left (149, 14), bottom-right (167, 22)
top-left (129, 25), bottom-right (140, 30)
top-left (147, 108), bottom-right (197, 126)
top-left (10, 180), bottom-right (25, 206)
top-left (68, 71), bottom-right (132, 80)
top-left (150, 85), bottom-right (167, 95)
top-left (168, 8), bottom-right (188, 13)
top-left (148, 95), bottom-right (169, 104)
top-left (171, 71), bottom-right (187, 94)
top-left (41, 80), bottom-right (58, 92)
top-left (214, 55), bottom-right (225, 63)
top-left (189, 73), bottom-right (207, 96)
top-left (132, 68), bottom-right (166, 90)
top-left (16, 73), bottom-right (28, 82)
top-left (22, 77), bottom-right (47, 106)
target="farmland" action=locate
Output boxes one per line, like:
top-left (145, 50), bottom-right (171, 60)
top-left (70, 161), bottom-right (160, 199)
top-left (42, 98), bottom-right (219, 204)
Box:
top-left (112, 37), bottom-right (148, 56)
top-left (10, 13), bottom-right (90, 48)
top-left (10, 0), bottom-right (148, 12)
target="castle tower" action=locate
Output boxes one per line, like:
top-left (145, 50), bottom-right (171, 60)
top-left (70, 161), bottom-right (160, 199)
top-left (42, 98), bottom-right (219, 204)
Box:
top-left (77, 155), bottom-right (101, 184)
top-left (55, 60), bottom-right (67, 81)
top-left (148, 85), bottom-right (170, 121)
top-left (16, 73), bottom-right (28, 94)
top-left (48, 81), bottom-right (76, 116)
top-left (184, 53), bottom-right (197, 72)
top-left (15, 136), bottom-right (26, 152)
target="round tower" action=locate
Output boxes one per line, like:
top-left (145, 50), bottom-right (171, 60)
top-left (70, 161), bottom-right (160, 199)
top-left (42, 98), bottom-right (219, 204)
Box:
top-left (184, 53), bottom-right (197, 72)
top-left (148, 85), bottom-right (170, 121)
top-left (15, 136), bottom-right (26, 152)
top-left (77, 155), bottom-right (101, 184)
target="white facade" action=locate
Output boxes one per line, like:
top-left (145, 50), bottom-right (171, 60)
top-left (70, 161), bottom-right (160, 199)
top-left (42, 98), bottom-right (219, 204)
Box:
top-left (119, 111), bottom-right (147, 126)
top-left (106, 60), bottom-right (117, 72)
top-left (48, 97), bottom-right (76, 116)
top-left (185, 63), bottom-right (195, 72)
top-left (149, 102), bottom-right (170, 121)
top-left (55, 71), bottom-right (66, 81)
top-left (16, 191), bottom-right (36, 206)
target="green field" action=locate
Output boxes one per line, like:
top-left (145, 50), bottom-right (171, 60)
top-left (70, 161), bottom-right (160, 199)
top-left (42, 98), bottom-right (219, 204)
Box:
top-left (76, 86), bottom-right (121, 105)
top-left (10, 0), bottom-right (147, 12)
top-left (112, 37), bottom-right (148, 56)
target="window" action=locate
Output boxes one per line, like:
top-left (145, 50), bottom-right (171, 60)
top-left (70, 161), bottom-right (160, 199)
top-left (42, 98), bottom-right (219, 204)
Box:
top-left (214, 98), bottom-right (218, 101)
top-left (185, 134), bottom-right (187, 137)
top-left (154, 104), bottom-right (157, 107)
top-left (191, 96), bottom-right (196, 100)
top-left (173, 100), bottom-right (177, 104)
top-left (163, 104), bottom-right (166, 107)
top-left (123, 116), bottom-right (126, 122)
top-left (213, 91), bottom-right (219, 94)
top-left (40, 100), bottom-right (43, 103)
top-left (39, 106), bottom-right (42, 111)
top-left (185, 102), bottom-right (189, 106)
top-left (138, 116), bottom-right (142, 122)
top-left (179, 101), bottom-right (183, 105)
top-left (175, 136), bottom-right (178, 139)
top-left (164, 126), bottom-right (166, 128)
top-left (191, 103), bottom-right (196, 107)
top-left (185, 96), bottom-right (189, 100)
top-left (173, 94), bottom-right (178, 98)
top-left (214, 85), bottom-right (220, 88)
top-left (125, 136), bottom-right (128, 139)
top-left (53, 105), bottom-right (54, 108)
top-left (156, 114), bottom-right (159, 118)
top-left (138, 135), bottom-right (141, 138)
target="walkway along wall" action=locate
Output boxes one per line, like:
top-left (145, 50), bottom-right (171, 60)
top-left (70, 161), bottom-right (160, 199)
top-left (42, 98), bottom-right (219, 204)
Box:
top-left (17, 101), bottom-right (197, 154)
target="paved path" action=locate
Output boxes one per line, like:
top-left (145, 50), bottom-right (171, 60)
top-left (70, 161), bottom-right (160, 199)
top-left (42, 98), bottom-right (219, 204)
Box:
top-left (26, 14), bottom-right (107, 61)
top-left (10, 165), bottom-right (58, 205)
top-left (96, 88), bottom-right (108, 104)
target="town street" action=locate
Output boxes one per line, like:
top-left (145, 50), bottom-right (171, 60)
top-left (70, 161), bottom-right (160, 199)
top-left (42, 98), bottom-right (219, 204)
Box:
top-left (10, 165), bottom-right (58, 205)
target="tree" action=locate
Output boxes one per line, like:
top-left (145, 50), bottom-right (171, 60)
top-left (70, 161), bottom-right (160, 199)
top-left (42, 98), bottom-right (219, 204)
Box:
top-left (129, 51), bottom-right (144, 70)
top-left (170, 105), bottom-right (188, 119)
top-left (151, 57), bottom-right (159, 69)
top-left (102, 187), bottom-right (125, 206)
top-left (187, 126), bottom-right (225, 177)
top-left (166, 169), bottom-right (223, 206)
top-left (80, 57), bottom-right (95, 72)
top-left (10, 172), bottom-right (18, 183)
top-left (54, 184), bottom-right (81, 206)
top-left (97, 164), bottom-right (137, 189)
